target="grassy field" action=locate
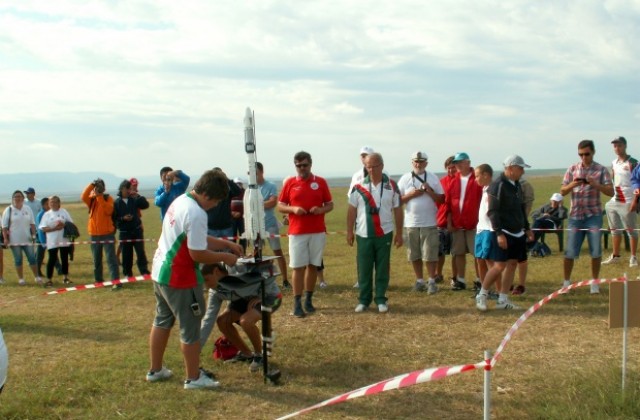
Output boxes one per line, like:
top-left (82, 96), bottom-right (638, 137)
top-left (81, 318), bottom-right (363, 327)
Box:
top-left (1, 175), bottom-right (640, 419)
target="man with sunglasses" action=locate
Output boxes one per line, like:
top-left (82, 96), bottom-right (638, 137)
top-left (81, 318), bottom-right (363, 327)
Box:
top-left (560, 140), bottom-right (613, 294)
top-left (278, 151), bottom-right (334, 318)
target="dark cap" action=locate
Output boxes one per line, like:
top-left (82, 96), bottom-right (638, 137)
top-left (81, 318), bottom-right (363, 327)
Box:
top-left (24, 187), bottom-right (35, 194)
top-left (612, 136), bottom-right (627, 145)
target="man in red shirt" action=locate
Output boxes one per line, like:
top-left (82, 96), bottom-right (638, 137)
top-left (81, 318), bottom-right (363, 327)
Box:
top-left (436, 155), bottom-right (458, 283)
top-left (278, 151), bottom-right (334, 318)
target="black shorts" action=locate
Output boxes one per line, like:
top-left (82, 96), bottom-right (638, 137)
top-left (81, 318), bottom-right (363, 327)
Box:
top-left (438, 229), bottom-right (452, 256)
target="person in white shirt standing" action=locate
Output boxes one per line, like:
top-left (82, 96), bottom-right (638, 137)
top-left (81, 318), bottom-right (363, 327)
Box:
top-left (397, 151), bottom-right (444, 294)
top-left (603, 136), bottom-right (638, 267)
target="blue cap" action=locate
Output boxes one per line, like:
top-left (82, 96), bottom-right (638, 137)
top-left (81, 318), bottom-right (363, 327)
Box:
top-left (452, 152), bottom-right (470, 162)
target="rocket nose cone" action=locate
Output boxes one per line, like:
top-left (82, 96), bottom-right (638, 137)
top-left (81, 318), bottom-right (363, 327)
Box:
top-left (245, 107), bottom-right (252, 118)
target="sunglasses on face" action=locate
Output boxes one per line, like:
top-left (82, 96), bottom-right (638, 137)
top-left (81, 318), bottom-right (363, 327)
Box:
top-left (578, 152), bottom-right (591, 157)
top-left (295, 163), bottom-right (310, 168)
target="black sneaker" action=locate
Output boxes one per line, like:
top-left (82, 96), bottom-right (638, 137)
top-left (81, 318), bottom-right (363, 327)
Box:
top-left (434, 275), bottom-right (444, 284)
top-left (451, 279), bottom-right (466, 291)
top-left (472, 280), bottom-right (482, 291)
top-left (282, 280), bottom-right (292, 289)
top-left (292, 305), bottom-right (306, 318)
top-left (199, 367), bottom-right (217, 379)
top-left (225, 351), bottom-right (253, 364)
top-left (304, 300), bottom-right (316, 313)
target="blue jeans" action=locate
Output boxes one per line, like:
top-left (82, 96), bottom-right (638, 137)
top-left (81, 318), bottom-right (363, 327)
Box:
top-left (207, 227), bottom-right (234, 240)
top-left (565, 215), bottom-right (602, 259)
top-left (10, 245), bottom-right (36, 267)
top-left (90, 234), bottom-right (120, 282)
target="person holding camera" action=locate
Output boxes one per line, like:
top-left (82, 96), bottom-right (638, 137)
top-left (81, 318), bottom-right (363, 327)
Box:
top-left (81, 178), bottom-right (120, 284)
top-left (397, 151), bottom-right (444, 295)
top-left (114, 179), bottom-right (150, 289)
top-left (147, 169), bottom-right (242, 389)
top-left (347, 152), bottom-right (403, 313)
top-left (560, 140), bottom-right (613, 294)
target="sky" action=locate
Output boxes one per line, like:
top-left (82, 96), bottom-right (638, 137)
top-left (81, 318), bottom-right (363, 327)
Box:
top-left (1, 1), bottom-right (639, 181)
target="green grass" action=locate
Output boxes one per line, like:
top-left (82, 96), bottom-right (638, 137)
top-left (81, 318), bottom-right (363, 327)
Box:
top-left (1, 176), bottom-right (640, 419)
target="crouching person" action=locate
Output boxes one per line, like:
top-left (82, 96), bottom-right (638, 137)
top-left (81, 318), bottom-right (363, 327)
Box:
top-left (206, 264), bottom-right (282, 373)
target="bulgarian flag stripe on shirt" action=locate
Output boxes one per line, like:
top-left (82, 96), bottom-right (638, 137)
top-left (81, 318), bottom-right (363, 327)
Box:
top-left (353, 184), bottom-right (385, 237)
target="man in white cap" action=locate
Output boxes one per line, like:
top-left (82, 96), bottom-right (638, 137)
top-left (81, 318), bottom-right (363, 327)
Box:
top-left (530, 193), bottom-right (568, 244)
top-left (476, 155), bottom-right (534, 311)
top-left (560, 140), bottom-right (613, 294)
top-left (603, 136), bottom-right (638, 267)
top-left (397, 151), bottom-right (444, 294)
top-left (349, 146), bottom-right (375, 288)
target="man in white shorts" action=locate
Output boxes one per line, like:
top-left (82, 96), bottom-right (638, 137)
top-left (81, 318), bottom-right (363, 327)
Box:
top-left (278, 151), bottom-right (334, 318)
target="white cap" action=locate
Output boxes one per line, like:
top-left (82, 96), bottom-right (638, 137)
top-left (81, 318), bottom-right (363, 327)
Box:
top-left (411, 151), bottom-right (428, 161)
top-left (503, 154), bottom-right (531, 168)
top-left (360, 146), bottom-right (374, 155)
top-left (550, 193), bottom-right (563, 202)
top-left (233, 177), bottom-right (244, 184)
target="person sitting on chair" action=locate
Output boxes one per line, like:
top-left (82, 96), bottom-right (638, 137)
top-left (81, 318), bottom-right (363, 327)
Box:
top-left (531, 193), bottom-right (568, 243)
top-left (203, 264), bottom-right (281, 373)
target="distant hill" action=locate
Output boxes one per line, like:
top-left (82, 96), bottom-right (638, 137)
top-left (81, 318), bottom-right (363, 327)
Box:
top-left (0, 172), bottom-right (159, 204)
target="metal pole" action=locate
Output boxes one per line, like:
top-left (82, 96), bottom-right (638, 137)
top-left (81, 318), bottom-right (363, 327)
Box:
top-left (484, 350), bottom-right (492, 420)
top-left (622, 274), bottom-right (628, 392)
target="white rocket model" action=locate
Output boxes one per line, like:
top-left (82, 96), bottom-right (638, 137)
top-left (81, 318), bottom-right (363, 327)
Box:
top-left (242, 107), bottom-right (267, 261)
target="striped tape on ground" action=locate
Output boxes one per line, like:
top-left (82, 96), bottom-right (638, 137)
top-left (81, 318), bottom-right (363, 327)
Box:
top-left (277, 276), bottom-right (629, 418)
top-left (43, 274), bottom-right (152, 296)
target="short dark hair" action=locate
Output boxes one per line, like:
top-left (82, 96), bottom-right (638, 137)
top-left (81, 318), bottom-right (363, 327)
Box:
top-left (160, 166), bottom-right (173, 177)
top-left (578, 140), bottom-right (595, 152)
top-left (256, 162), bottom-right (264, 172)
top-left (194, 169), bottom-right (230, 200)
top-left (41, 197), bottom-right (49, 205)
top-left (294, 151), bottom-right (312, 163)
top-left (476, 163), bottom-right (493, 177)
top-left (118, 179), bottom-right (132, 196)
top-left (444, 155), bottom-right (455, 168)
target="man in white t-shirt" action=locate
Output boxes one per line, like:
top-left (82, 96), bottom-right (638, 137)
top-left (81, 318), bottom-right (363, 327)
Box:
top-left (397, 151), bottom-right (444, 294)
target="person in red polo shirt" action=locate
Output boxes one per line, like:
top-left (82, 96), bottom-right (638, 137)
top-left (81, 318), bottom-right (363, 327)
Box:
top-left (278, 151), bottom-right (334, 318)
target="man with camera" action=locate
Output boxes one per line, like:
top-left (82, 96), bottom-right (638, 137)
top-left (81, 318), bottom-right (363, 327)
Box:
top-left (347, 152), bottom-right (403, 313)
top-left (397, 151), bottom-right (444, 295)
top-left (81, 178), bottom-right (120, 284)
top-left (560, 140), bottom-right (613, 294)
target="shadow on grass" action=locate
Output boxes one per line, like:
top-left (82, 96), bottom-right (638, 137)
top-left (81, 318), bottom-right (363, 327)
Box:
top-left (0, 314), bottom-right (126, 342)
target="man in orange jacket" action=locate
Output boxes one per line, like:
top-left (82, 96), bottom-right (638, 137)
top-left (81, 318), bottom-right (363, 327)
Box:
top-left (81, 178), bottom-right (120, 285)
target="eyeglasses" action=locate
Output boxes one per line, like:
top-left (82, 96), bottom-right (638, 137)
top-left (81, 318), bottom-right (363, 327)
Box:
top-left (295, 163), bottom-right (310, 168)
top-left (578, 152), bottom-right (592, 157)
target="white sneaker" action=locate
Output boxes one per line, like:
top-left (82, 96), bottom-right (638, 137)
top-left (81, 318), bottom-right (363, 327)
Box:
top-left (630, 256), bottom-right (638, 267)
top-left (35, 277), bottom-right (43, 285)
top-left (590, 283), bottom-right (600, 294)
top-left (602, 254), bottom-right (621, 265)
top-left (378, 303), bottom-right (388, 313)
top-left (146, 367), bottom-right (173, 382)
top-left (0, 277), bottom-right (4, 285)
top-left (559, 280), bottom-right (571, 294)
top-left (352, 281), bottom-right (359, 288)
top-left (413, 281), bottom-right (426, 292)
top-left (495, 300), bottom-right (521, 310)
top-left (319, 280), bottom-right (328, 288)
top-left (476, 294), bottom-right (488, 312)
top-left (354, 303), bottom-right (367, 313)
top-left (18, 279), bottom-right (26, 286)
top-left (427, 282), bottom-right (438, 295)
top-left (184, 371), bottom-right (220, 389)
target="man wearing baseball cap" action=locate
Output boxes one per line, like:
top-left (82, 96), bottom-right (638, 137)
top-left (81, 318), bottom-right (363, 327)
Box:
top-left (445, 152), bottom-right (483, 291)
top-left (397, 151), bottom-right (444, 294)
top-left (476, 155), bottom-right (533, 311)
top-left (530, 193), bottom-right (568, 245)
top-left (23, 187), bottom-right (42, 217)
top-left (603, 136), bottom-right (638, 268)
top-left (560, 140), bottom-right (613, 294)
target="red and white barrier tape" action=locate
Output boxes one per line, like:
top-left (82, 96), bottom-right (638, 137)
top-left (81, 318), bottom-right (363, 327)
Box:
top-left (5, 238), bottom-right (157, 247)
top-left (43, 274), bottom-right (152, 296)
top-left (275, 361), bottom-right (487, 420)
top-left (277, 276), bottom-right (629, 418)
